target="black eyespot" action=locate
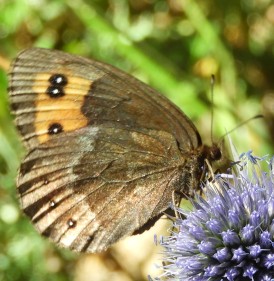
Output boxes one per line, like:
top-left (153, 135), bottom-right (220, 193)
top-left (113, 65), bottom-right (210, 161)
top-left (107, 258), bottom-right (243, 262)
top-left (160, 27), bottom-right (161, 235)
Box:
top-left (67, 218), bottom-right (76, 228)
top-left (46, 85), bottom-right (65, 98)
top-left (43, 179), bottom-right (49, 185)
top-left (48, 123), bottom-right (63, 135)
top-left (49, 200), bottom-right (56, 208)
top-left (49, 74), bottom-right (68, 86)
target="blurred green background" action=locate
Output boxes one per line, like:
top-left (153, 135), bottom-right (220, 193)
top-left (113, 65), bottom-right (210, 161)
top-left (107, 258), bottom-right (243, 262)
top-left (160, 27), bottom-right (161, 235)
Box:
top-left (0, 0), bottom-right (273, 280)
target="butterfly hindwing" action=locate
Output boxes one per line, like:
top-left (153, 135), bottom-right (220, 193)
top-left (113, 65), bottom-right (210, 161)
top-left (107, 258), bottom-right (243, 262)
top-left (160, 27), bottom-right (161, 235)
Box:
top-left (18, 125), bottom-right (187, 252)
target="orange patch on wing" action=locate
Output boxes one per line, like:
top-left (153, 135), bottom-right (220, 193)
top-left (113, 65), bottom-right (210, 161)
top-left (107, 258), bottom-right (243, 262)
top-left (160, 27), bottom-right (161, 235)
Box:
top-left (33, 71), bottom-right (92, 144)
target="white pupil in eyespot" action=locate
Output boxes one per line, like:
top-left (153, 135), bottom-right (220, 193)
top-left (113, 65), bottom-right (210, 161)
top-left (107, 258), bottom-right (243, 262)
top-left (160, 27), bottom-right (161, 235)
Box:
top-left (56, 77), bottom-right (63, 84)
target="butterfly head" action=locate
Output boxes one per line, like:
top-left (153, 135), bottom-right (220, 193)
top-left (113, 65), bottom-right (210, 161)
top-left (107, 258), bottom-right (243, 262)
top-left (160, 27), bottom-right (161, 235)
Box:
top-left (204, 143), bottom-right (222, 162)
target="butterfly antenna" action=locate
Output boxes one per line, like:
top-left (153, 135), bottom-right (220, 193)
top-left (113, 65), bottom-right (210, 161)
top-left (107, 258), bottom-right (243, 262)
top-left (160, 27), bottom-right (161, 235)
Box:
top-left (210, 75), bottom-right (215, 143)
top-left (219, 114), bottom-right (263, 140)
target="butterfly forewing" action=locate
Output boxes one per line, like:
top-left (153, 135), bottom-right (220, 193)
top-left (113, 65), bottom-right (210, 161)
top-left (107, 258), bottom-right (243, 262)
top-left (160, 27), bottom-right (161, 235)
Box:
top-left (10, 48), bottom-right (201, 151)
top-left (9, 48), bottom-right (214, 253)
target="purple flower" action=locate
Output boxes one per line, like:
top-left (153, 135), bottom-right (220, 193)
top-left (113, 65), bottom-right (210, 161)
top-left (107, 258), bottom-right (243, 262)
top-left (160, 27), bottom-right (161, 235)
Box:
top-left (156, 152), bottom-right (274, 280)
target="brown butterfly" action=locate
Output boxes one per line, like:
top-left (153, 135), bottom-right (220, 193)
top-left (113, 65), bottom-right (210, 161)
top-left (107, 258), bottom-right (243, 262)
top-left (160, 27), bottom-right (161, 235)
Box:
top-left (9, 48), bottom-right (221, 253)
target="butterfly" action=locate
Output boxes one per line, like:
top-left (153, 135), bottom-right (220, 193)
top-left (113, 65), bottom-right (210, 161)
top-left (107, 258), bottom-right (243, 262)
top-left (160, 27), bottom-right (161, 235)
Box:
top-left (8, 48), bottom-right (221, 253)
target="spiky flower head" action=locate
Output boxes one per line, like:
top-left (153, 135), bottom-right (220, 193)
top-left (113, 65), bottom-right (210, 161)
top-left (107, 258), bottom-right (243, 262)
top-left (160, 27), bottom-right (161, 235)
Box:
top-left (157, 151), bottom-right (274, 281)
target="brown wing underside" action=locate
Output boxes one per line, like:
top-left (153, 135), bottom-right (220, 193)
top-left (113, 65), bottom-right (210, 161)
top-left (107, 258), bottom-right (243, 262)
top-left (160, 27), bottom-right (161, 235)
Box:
top-left (9, 48), bottom-right (202, 252)
top-left (18, 126), bottom-right (186, 252)
top-left (9, 48), bottom-right (201, 152)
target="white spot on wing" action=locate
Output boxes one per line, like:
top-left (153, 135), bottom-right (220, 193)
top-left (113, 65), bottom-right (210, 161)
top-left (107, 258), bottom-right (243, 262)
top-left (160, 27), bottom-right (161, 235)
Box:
top-left (60, 203), bottom-right (97, 248)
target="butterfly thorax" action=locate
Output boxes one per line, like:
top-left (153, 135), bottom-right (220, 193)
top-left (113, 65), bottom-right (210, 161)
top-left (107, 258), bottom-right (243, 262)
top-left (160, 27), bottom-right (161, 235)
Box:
top-left (175, 143), bottom-right (222, 197)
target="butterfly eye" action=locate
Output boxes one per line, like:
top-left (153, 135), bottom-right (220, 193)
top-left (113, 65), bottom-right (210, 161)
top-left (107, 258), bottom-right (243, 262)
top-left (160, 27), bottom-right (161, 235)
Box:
top-left (210, 146), bottom-right (222, 161)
